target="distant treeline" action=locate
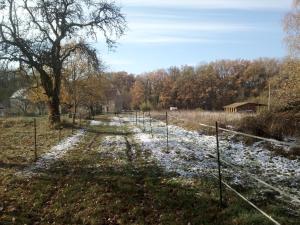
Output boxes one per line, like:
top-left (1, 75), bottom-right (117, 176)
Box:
top-left (1, 57), bottom-right (299, 113)
top-left (129, 58), bottom-right (300, 111)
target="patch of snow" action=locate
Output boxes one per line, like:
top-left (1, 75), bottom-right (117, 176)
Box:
top-left (90, 120), bottom-right (103, 126)
top-left (20, 130), bottom-right (86, 177)
top-left (118, 115), bottom-right (300, 206)
top-left (108, 117), bottom-right (122, 127)
top-left (99, 135), bottom-right (127, 160)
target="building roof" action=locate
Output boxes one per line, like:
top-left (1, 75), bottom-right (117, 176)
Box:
top-left (10, 88), bottom-right (28, 99)
top-left (223, 102), bottom-right (266, 108)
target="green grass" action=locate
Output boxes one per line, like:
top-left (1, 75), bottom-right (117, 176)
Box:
top-left (0, 115), bottom-right (298, 224)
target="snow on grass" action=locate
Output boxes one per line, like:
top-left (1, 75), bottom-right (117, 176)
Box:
top-left (20, 130), bottom-right (86, 177)
top-left (90, 118), bottom-right (122, 127)
top-left (90, 120), bottom-right (103, 126)
top-left (116, 115), bottom-right (300, 206)
top-left (108, 116), bottom-right (122, 127)
top-left (98, 135), bottom-right (129, 163)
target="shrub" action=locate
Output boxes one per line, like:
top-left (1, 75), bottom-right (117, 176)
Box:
top-left (240, 109), bottom-right (300, 140)
top-left (140, 101), bottom-right (152, 112)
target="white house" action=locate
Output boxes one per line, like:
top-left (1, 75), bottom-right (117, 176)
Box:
top-left (0, 103), bottom-right (6, 117)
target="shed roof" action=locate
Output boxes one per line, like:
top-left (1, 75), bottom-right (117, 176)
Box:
top-left (223, 102), bottom-right (266, 108)
top-left (10, 88), bottom-right (28, 99)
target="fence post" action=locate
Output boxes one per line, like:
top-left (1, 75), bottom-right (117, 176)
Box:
top-left (216, 121), bottom-right (223, 208)
top-left (79, 113), bottom-right (82, 127)
top-left (34, 118), bottom-right (37, 161)
top-left (143, 111), bottom-right (145, 131)
top-left (149, 111), bottom-right (153, 137)
top-left (59, 126), bottom-right (62, 142)
top-left (135, 110), bottom-right (137, 125)
top-left (166, 111), bottom-right (169, 150)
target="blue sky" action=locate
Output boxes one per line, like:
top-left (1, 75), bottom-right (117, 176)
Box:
top-left (96, 0), bottom-right (293, 74)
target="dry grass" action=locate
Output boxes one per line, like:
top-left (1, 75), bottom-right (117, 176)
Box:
top-left (151, 110), bottom-right (250, 131)
top-left (0, 115), bottom-right (79, 169)
top-left (0, 116), bottom-right (298, 224)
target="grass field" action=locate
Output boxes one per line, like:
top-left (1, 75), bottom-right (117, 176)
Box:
top-left (150, 110), bottom-right (249, 132)
top-left (0, 115), bottom-right (298, 224)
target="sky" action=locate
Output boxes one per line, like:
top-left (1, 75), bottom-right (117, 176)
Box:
top-left (96, 0), bottom-right (293, 74)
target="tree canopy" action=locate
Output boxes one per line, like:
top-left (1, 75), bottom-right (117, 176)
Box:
top-left (0, 0), bottom-right (126, 125)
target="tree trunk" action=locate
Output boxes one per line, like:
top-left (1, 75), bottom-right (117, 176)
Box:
top-left (48, 93), bottom-right (60, 126)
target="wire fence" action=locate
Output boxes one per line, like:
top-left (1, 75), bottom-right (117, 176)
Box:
top-left (118, 110), bottom-right (300, 225)
top-left (0, 113), bottom-right (87, 162)
top-left (2, 110), bottom-right (298, 224)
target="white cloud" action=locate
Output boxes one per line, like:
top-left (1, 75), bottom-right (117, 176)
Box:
top-left (122, 36), bottom-right (214, 44)
top-left (119, 0), bottom-right (291, 10)
top-left (129, 21), bottom-right (256, 32)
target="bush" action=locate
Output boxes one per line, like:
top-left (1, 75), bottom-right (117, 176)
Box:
top-left (240, 110), bottom-right (300, 140)
top-left (140, 101), bottom-right (152, 112)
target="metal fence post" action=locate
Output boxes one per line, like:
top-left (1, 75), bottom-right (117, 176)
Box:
top-left (79, 113), bottom-right (82, 127)
top-left (143, 111), bottom-right (145, 131)
top-left (149, 111), bottom-right (153, 137)
top-left (216, 121), bottom-right (223, 208)
top-left (166, 111), bottom-right (169, 150)
top-left (34, 118), bottom-right (37, 161)
top-left (59, 126), bottom-right (62, 142)
top-left (135, 110), bottom-right (137, 125)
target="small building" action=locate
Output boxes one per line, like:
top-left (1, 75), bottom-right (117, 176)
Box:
top-left (0, 103), bottom-right (7, 117)
top-left (102, 89), bottom-right (123, 113)
top-left (223, 102), bottom-right (266, 113)
top-left (9, 88), bottom-right (42, 115)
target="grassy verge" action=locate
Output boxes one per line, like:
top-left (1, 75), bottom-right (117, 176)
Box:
top-left (0, 115), bottom-right (298, 224)
top-left (0, 116), bottom-right (80, 169)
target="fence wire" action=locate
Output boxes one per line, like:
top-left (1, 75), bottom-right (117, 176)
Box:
top-left (124, 111), bottom-right (299, 225)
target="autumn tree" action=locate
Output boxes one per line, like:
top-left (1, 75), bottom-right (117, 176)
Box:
top-left (284, 0), bottom-right (300, 57)
top-left (62, 45), bottom-right (102, 121)
top-left (130, 80), bottom-right (145, 109)
top-left (108, 72), bottom-right (135, 110)
top-left (0, 0), bottom-right (126, 125)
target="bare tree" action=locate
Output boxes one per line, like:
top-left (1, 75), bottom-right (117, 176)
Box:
top-left (284, 0), bottom-right (300, 57)
top-left (0, 0), bottom-right (126, 125)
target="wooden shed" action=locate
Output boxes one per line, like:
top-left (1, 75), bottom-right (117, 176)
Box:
top-left (223, 102), bottom-right (266, 113)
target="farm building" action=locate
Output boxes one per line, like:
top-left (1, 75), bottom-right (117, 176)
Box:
top-left (102, 98), bottom-right (123, 113)
top-left (102, 89), bottom-right (123, 113)
top-left (9, 88), bottom-right (45, 115)
top-left (223, 102), bottom-right (266, 113)
top-left (0, 103), bottom-right (7, 117)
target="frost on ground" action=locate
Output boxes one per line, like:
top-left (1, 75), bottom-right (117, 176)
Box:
top-left (90, 118), bottom-right (122, 127)
top-left (98, 135), bottom-right (136, 165)
top-left (90, 120), bottom-right (103, 126)
top-left (108, 116), bottom-right (122, 127)
top-left (112, 115), bottom-right (300, 207)
top-left (20, 130), bottom-right (85, 177)
top-left (99, 135), bottom-right (127, 159)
